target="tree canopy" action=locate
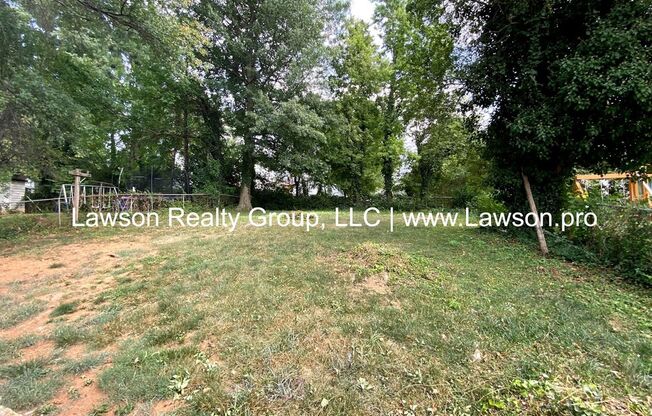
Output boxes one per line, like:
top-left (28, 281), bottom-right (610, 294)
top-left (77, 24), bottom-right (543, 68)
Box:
top-left (454, 0), bottom-right (652, 213)
top-left (1, 0), bottom-right (648, 213)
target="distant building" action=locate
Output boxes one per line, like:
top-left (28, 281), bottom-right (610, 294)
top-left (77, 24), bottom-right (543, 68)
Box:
top-left (0, 174), bottom-right (28, 213)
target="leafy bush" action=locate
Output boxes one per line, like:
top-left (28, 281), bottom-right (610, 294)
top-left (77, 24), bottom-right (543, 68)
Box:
top-left (468, 190), bottom-right (507, 213)
top-left (561, 197), bottom-right (652, 284)
top-left (252, 189), bottom-right (458, 211)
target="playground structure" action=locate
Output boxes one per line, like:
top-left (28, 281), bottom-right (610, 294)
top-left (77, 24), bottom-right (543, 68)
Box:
top-left (52, 169), bottom-right (237, 224)
top-left (573, 172), bottom-right (651, 207)
top-left (58, 181), bottom-right (119, 212)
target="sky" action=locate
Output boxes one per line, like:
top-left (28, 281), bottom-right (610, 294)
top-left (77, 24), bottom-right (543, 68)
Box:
top-left (350, 0), bottom-right (375, 23)
top-left (349, 0), bottom-right (382, 46)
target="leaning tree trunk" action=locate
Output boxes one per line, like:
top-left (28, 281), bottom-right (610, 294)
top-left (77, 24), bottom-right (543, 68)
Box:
top-left (521, 170), bottom-right (549, 255)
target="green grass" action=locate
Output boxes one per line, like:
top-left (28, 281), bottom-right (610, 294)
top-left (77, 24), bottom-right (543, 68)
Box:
top-left (0, 298), bottom-right (43, 329)
top-left (98, 343), bottom-right (198, 403)
top-left (0, 334), bottom-right (39, 363)
top-left (0, 214), bottom-right (60, 242)
top-left (0, 358), bottom-right (62, 410)
top-left (61, 353), bottom-right (107, 374)
top-left (49, 301), bottom-right (78, 318)
top-left (52, 324), bottom-right (86, 347)
top-left (0, 211), bottom-right (650, 414)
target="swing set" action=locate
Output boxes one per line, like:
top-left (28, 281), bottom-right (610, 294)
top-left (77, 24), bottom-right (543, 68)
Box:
top-left (573, 172), bottom-right (651, 207)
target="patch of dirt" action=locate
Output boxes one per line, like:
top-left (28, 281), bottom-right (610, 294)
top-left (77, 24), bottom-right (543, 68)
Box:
top-left (354, 272), bottom-right (391, 295)
top-left (62, 343), bottom-right (86, 360)
top-left (18, 339), bottom-right (55, 362)
top-left (47, 344), bottom-right (120, 416)
top-left (50, 366), bottom-right (108, 416)
top-left (149, 399), bottom-right (179, 415)
top-left (0, 237), bottom-right (151, 285)
top-left (0, 236), bottom-right (157, 339)
top-left (608, 316), bottom-right (627, 333)
top-left (0, 308), bottom-right (55, 339)
top-left (0, 234), bottom-right (160, 415)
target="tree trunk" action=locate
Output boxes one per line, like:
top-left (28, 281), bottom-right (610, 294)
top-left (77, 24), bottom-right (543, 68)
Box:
top-left (183, 108), bottom-right (191, 195)
top-left (171, 148), bottom-right (176, 192)
top-left (382, 77), bottom-right (396, 199)
top-left (237, 132), bottom-right (254, 211)
top-left (522, 171), bottom-right (549, 255)
top-left (237, 63), bottom-right (257, 211)
top-left (302, 177), bottom-right (309, 196)
top-left (109, 132), bottom-right (117, 171)
top-left (238, 182), bottom-right (252, 211)
top-left (109, 132), bottom-right (117, 185)
top-left (383, 157), bottom-right (393, 200)
top-left (418, 161), bottom-right (431, 202)
top-left (415, 134), bottom-right (430, 203)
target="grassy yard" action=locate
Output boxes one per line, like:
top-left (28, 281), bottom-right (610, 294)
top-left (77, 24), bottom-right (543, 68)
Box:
top-left (0, 212), bottom-right (650, 415)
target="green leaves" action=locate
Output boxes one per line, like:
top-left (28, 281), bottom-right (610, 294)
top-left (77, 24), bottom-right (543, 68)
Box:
top-left (458, 0), bottom-right (652, 213)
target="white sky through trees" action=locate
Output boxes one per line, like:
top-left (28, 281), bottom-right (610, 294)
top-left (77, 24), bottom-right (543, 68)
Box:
top-left (350, 0), bottom-right (375, 22)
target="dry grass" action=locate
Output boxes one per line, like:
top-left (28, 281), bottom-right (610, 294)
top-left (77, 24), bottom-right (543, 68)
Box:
top-left (0, 211), bottom-right (650, 415)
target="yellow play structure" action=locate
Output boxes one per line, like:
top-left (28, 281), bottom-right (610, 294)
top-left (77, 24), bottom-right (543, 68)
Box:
top-left (573, 172), bottom-right (651, 207)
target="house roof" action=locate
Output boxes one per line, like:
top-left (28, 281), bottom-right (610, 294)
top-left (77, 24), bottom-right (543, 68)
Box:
top-left (10, 174), bottom-right (28, 182)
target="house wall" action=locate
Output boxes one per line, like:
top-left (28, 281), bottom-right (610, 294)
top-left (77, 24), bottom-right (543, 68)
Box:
top-left (0, 180), bottom-right (26, 213)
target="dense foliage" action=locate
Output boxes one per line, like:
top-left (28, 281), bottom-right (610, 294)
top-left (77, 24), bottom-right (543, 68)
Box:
top-left (454, 0), bottom-right (652, 214)
top-left (1, 0), bottom-right (649, 231)
top-left (0, 0), bottom-right (463, 204)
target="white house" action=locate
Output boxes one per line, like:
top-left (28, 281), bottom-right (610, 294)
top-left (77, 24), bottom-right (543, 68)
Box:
top-left (0, 175), bottom-right (28, 213)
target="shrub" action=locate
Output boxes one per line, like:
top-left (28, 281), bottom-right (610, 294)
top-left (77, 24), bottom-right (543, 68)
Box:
top-left (49, 301), bottom-right (77, 318)
top-left (561, 197), bottom-right (652, 284)
top-left (469, 190), bottom-right (507, 213)
top-left (251, 189), bottom-right (459, 211)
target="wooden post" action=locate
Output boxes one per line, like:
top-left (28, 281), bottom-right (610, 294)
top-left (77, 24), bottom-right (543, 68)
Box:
top-left (69, 169), bottom-right (91, 224)
top-left (628, 179), bottom-right (639, 202)
top-left (572, 179), bottom-right (587, 199)
top-left (642, 181), bottom-right (652, 208)
top-left (521, 171), bottom-right (549, 255)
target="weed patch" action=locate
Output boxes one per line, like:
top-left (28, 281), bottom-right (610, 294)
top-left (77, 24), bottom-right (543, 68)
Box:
top-left (49, 301), bottom-right (78, 318)
top-left (338, 242), bottom-right (434, 281)
top-left (0, 298), bottom-right (43, 329)
top-left (0, 334), bottom-right (39, 363)
top-left (0, 358), bottom-right (62, 410)
top-left (52, 325), bottom-right (86, 347)
top-left (99, 344), bottom-right (198, 402)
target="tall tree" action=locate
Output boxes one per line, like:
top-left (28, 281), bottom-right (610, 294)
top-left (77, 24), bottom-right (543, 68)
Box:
top-left (375, 0), bottom-right (454, 200)
top-left (198, 0), bottom-right (339, 210)
top-left (329, 19), bottom-right (386, 200)
top-left (455, 0), bottom-right (652, 214)
top-left (0, 0), bottom-right (208, 193)
top-left (257, 97), bottom-right (328, 194)
top-left (374, 0), bottom-right (406, 199)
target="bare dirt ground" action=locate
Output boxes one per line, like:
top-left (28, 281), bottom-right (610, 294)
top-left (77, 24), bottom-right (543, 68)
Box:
top-left (0, 234), bottom-right (171, 415)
